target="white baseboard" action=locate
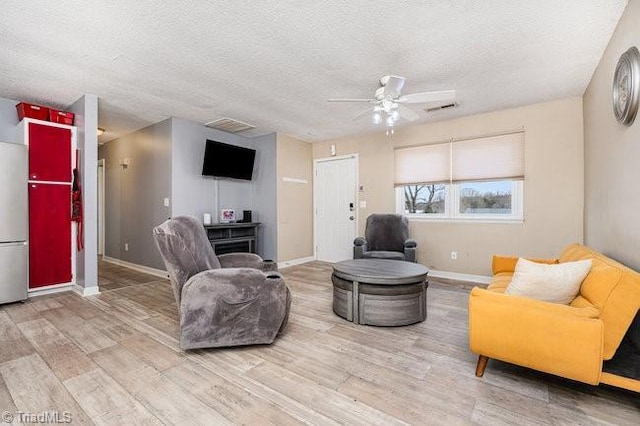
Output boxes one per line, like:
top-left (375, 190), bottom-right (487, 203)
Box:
top-left (28, 283), bottom-right (73, 298)
top-left (278, 256), bottom-right (316, 269)
top-left (102, 256), bottom-right (168, 279)
top-left (73, 284), bottom-right (101, 297)
top-left (429, 269), bottom-right (491, 285)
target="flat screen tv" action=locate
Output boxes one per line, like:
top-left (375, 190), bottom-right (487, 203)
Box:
top-left (202, 140), bottom-right (256, 180)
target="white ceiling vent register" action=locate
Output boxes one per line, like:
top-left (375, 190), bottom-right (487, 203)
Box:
top-left (204, 118), bottom-right (256, 133)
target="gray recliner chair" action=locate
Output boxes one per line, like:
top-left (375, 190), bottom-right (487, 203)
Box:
top-left (153, 216), bottom-right (291, 350)
top-left (353, 214), bottom-right (417, 262)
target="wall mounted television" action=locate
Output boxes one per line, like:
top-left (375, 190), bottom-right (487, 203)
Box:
top-left (202, 140), bottom-right (256, 180)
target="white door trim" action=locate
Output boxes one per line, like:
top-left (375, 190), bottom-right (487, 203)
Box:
top-left (98, 158), bottom-right (105, 256)
top-left (313, 154), bottom-right (359, 262)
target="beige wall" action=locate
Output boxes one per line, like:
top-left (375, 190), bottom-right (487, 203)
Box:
top-left (277, 134), bottom-right (314, 262)
top-left (583, 0), bottom-right (640, 270)
top-left (313, 97), bottom-right (585, 276)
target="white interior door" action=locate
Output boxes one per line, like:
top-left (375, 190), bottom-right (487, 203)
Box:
top-left (97, 159), bottom-right (105, 256)
top-left (315, 156), bottom-right (357, 262)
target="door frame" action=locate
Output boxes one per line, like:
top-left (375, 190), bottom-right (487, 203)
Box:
top-left (97, 158), bottom-right (105, 256)
top-left (313, 154), bottom-right (359, 261)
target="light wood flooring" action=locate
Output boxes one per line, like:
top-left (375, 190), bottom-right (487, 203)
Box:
top-left (0, 260), bottom-right (638, 425)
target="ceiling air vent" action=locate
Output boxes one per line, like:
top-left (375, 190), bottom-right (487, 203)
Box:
top-left (424, 102), bottom-right (459, 113)
top-left (204, 117), bottom-right (255, 133)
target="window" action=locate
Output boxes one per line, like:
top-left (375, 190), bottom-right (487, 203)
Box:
top-left (397, 180), bottom-right (523, 221)
top-left (456, 180), bottom-right (516, 217)
top-left (403, 184), bottom-right (446, 215)
top-left (394, 132), bottom-right (524, 222)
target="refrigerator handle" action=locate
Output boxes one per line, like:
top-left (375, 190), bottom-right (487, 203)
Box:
top-left (0, 242), bottom-right (28, 247)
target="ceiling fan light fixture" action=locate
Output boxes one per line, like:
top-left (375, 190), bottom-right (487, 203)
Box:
top-left (386, 115), bottom-right (395, 126)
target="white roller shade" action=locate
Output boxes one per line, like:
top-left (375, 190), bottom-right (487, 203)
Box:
top-left (394, 131), bottom-right (525, 186)
top-left (394, 142), bottom-right (451, 186)
top-left (451, 133), bottom-right (524, 182)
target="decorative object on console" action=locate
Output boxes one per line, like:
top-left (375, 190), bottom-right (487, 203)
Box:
top-left (153, 216), bottom-right (291, 349)
top-left (241, 210), bottom-right (252, 223)
top-left (613, 46), bottom-right (640, 126)
top-left (220, 209), bottom-right (235, 223)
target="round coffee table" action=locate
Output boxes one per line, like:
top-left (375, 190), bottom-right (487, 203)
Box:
top-left (331, 259), bottom-right (429, 326)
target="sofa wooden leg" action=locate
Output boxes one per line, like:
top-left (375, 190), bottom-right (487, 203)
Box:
top-left (475, 355), bottom-right (489, 377)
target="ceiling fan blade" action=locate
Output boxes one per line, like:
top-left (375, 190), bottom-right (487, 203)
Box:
top-left (352, 107), bottom-right (374, 121)
top-left (398, 107), bottom-right (420, 122)
top-left (381, 75), bottom-right (406, 98)
top-left (398, 90), bottom-right (456, 104)
top-left (328, 98), bottom-right (376, 103)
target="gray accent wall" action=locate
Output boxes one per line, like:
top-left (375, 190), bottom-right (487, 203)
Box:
top-left (249, 133), bottom-right (277, 260)
top-left (0, 97), bottom-right (19, 143)
top-left (99, 119), bottom-right (172, 270)
top-left (68, 95), bottom-right (99, 291)
top-left (170, 118), bottom-right (278, 260)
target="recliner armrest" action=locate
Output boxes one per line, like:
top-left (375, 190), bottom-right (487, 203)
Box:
top-left (218, 252), bottom-right (264, 270)
top-left (353, 237), bottom-right (367, 259)
top-left (404, 239), bottom-right (417, 248)
top-left (354, 237), bottom-right (367, 246)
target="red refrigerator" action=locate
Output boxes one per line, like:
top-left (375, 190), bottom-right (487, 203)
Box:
top-left (25, 121), bottom-right (74, 289)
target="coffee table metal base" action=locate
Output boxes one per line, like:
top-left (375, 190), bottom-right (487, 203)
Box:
top-left (332, 274), bottom-right (427, 326)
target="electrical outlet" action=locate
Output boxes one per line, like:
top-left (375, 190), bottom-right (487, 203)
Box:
top-left (450, 251), bottom-right (457, 260)
top-left (124, 243), bottom-right (129, 252)
top-left (163, 197), bottom-right (170, 207)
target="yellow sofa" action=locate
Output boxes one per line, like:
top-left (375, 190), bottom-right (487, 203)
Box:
top-left (469, 243), bottom-right (640, 393)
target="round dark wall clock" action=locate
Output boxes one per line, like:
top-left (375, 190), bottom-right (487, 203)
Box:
top-left (613, 46), bottom-right (640, 126)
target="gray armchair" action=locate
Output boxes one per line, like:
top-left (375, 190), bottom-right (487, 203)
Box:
top-left (354, 214), bottom-right (417, 262)
top-left (153, 216), bottom-right (291, 350)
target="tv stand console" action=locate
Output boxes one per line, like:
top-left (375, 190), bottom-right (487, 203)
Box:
top-left (204, 222), bottom-right (260, 255)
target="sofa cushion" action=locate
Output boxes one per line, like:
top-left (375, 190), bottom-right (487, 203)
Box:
top-left (505, 258), bottom-right (592, 304)
top-left (487, 272), bottom-right (512, 293)
top-left (492, 255), bottom-right (558, 275)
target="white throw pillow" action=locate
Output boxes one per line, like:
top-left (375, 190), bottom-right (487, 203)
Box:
top-left (505, 258), bottom-right (592, 304)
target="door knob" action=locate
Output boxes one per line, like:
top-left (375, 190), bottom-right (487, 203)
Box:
top-left (349, 216), bottom-right (355, 220)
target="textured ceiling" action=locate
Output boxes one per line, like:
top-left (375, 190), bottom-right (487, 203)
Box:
top-left (0, 1), bottom-right (627, 142)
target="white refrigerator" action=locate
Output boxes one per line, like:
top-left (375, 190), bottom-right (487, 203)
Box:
top-left (0, 141), bottom-right (28, 304)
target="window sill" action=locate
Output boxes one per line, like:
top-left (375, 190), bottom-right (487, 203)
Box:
top-left (405, 216), bottom-right (524, 225)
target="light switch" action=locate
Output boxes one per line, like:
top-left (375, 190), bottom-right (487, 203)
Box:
top-left (164, 197), bottom-right (170, 207)
top-left (359, 200), bottom-right (367, 208)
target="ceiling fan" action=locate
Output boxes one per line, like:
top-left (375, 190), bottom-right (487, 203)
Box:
top-left (328, 75), bottom-right (456, 135)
